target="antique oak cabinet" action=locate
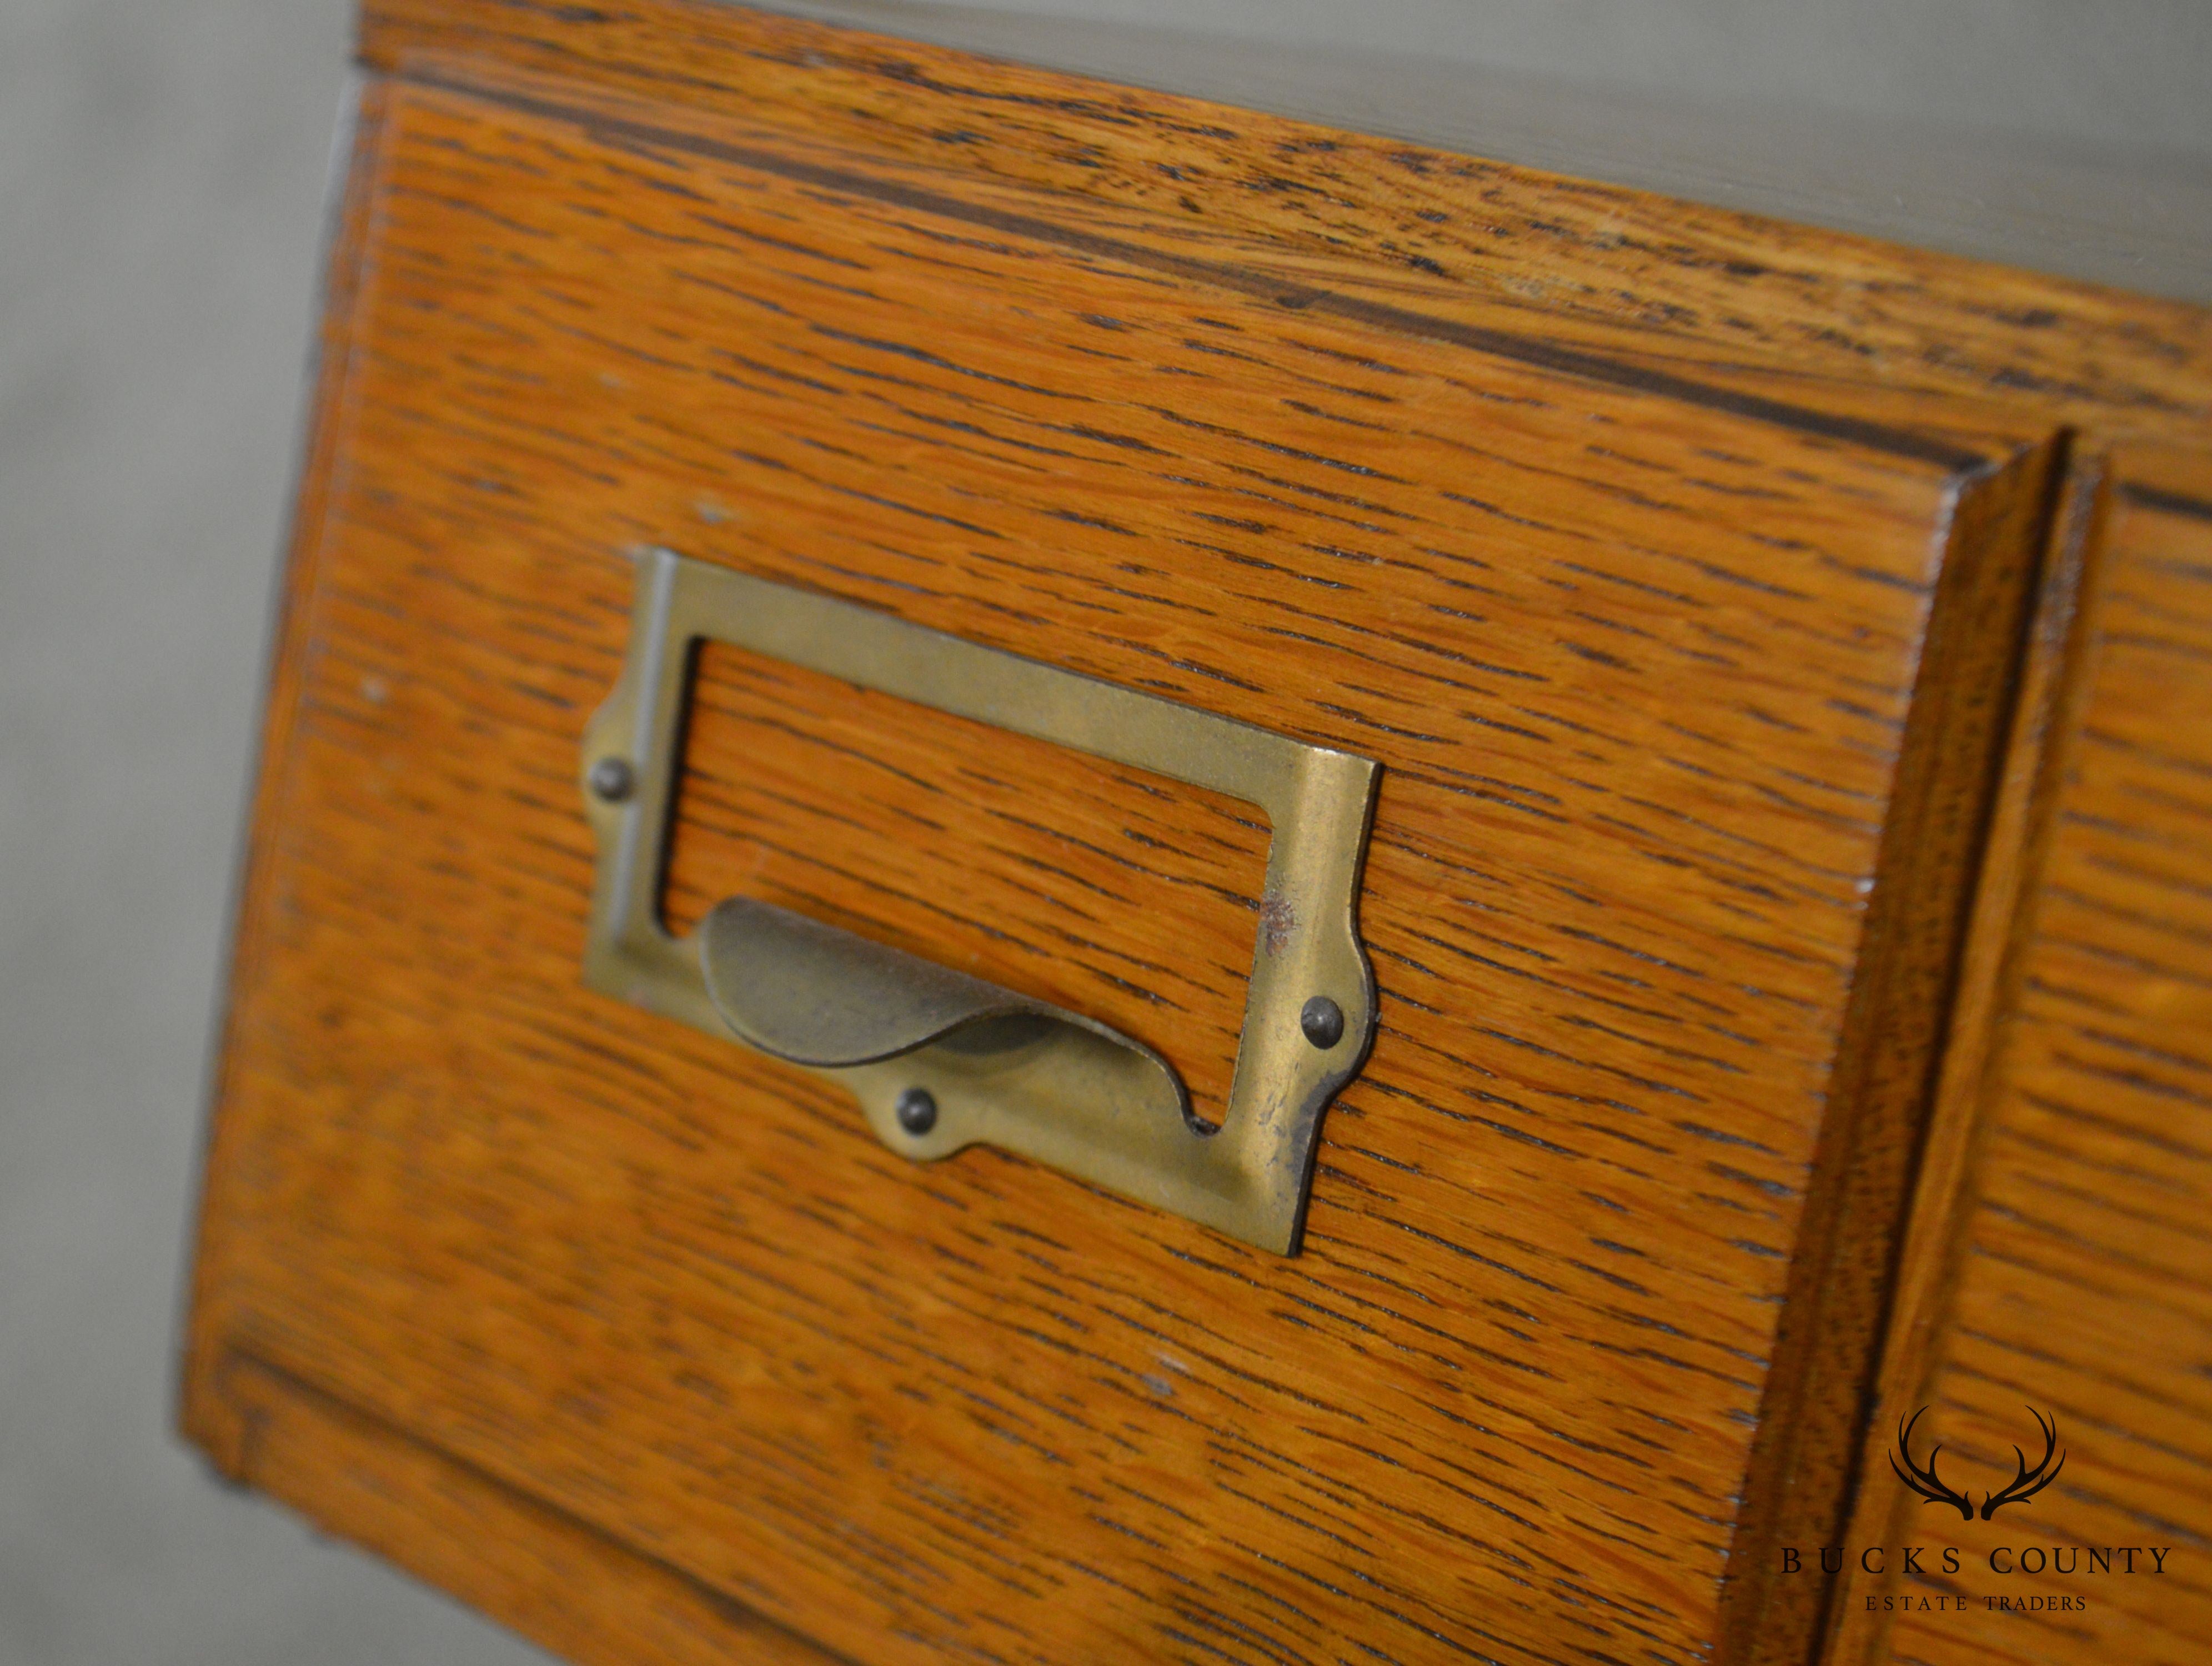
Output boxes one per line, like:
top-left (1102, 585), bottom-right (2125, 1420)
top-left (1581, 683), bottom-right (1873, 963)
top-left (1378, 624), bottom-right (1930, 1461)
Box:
top-left (181, 5), bottom-right (2212, 1664)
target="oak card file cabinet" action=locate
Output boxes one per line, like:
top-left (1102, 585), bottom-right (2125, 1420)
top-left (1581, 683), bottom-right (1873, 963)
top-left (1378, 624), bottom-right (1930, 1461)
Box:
top-left (180, 6), bottom-right (2212, 1664)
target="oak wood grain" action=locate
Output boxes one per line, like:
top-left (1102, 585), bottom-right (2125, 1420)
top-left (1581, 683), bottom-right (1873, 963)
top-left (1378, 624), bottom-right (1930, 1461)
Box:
top-left (1839, 451), bottom-right (2212, 1666)
top-left (179, 7), bottom-right (2212, 1665)
top-left (357, 0), bottom-right (2212, 444)
top-left (182, 57), bottom-right (2063, 1666)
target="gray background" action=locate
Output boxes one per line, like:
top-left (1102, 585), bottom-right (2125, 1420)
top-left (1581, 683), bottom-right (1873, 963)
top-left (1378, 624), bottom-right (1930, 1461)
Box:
top-left (2, 3), bottom-right (2205, 1663)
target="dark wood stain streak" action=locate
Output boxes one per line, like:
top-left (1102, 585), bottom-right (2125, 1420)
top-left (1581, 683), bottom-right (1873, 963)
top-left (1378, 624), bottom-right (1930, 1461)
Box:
top-left (407, 69), bottom-right (1995, 475)
top-left (2120, 481), bottom-right (2212, 524)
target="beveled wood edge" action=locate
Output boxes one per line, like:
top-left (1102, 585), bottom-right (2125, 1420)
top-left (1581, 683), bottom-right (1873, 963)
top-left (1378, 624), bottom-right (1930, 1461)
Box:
top-left (200, 1349), bottom-right (849, 1666)
top-left (177, 77), bottom-right (398, 1477)
top-left (174, 370), bottom-right (857, 1654)
top-left (1816, 445), bottom-right (2115, 1663)
top-left (1820, 443), bottom-right (2212, 1664)
top-left (1713, 441), bottom-right (2071, 1663)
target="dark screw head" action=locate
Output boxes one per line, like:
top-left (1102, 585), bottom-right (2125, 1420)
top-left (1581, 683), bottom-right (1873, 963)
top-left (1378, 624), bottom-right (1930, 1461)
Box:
top-left (895, 1087), bottom-right (939, 1136)
top-left (1300, 996), bottom-right (1346, 1050)
top-left (588, 756), bottom-right (635, 803)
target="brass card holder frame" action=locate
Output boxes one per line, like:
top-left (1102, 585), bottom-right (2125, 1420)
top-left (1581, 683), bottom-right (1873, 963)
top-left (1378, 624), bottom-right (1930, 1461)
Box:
top-left (580, 548), bottom-right (1380, 1254)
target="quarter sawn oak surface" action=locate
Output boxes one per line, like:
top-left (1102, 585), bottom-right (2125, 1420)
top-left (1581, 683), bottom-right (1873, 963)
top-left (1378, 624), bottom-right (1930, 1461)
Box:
top-left (181, 7), bottom-right (2212, 1666)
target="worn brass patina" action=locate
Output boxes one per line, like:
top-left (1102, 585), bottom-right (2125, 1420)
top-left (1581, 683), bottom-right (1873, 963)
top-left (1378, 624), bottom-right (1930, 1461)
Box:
top-left (580, 548), bottom-right (1380, 1254)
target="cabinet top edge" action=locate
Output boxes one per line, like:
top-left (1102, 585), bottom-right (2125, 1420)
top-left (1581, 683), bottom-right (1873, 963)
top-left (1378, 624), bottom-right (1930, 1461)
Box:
top-left (739, 1), bottom-right (2212, 309)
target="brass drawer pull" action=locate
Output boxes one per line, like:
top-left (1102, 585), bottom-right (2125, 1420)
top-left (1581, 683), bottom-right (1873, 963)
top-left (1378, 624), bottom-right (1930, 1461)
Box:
top-left (580, 548), bottom-right (1381, 1253)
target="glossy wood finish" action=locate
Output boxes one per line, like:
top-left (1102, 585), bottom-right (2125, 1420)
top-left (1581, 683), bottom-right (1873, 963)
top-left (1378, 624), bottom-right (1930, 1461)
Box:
top-left (1832, 451), bottom-right (2212, 1666)
top-left (181, 7), bottom-right (2212, 1665)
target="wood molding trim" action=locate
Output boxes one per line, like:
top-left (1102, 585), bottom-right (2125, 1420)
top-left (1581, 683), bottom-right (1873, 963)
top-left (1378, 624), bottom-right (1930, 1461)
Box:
top-left (357, 0), bottom-right (2212, 438)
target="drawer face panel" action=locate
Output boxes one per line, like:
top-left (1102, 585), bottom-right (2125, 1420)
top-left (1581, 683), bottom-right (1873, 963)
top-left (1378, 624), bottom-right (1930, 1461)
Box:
top-left (187, 68), bottom-right (2058, 1666)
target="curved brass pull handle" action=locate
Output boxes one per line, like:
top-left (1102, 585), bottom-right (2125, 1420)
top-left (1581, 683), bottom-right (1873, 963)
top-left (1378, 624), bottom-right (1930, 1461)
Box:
top-left (580, 549), bottom-right (1381, 1254)
top-left (699, 896), bottom-right (1095, 1070)
top-left (701, 894), bottom-right (1192, 1156)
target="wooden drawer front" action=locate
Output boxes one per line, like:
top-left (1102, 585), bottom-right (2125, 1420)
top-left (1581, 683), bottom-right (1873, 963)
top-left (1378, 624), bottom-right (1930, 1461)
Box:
top-left (187, 32), bottom-right (2066, 1666)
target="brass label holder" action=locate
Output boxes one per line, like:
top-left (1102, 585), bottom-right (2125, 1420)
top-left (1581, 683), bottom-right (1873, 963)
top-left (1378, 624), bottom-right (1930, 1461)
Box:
top-left (580, 548), bottom-right (1380, 1254)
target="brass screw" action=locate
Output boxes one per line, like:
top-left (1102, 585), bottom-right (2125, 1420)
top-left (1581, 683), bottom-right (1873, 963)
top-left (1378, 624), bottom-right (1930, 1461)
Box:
top-left (588, 756), bottom-right (635, 802)
top-left (896, 1087), bottom-right (939, 1135)
top-left (1300, 996), bottom-right (1345, 1050)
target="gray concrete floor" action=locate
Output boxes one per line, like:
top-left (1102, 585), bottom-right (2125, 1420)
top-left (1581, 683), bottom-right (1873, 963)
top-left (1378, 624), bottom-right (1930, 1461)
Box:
top-left (0, 2), bottom-right (2204, 1662)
